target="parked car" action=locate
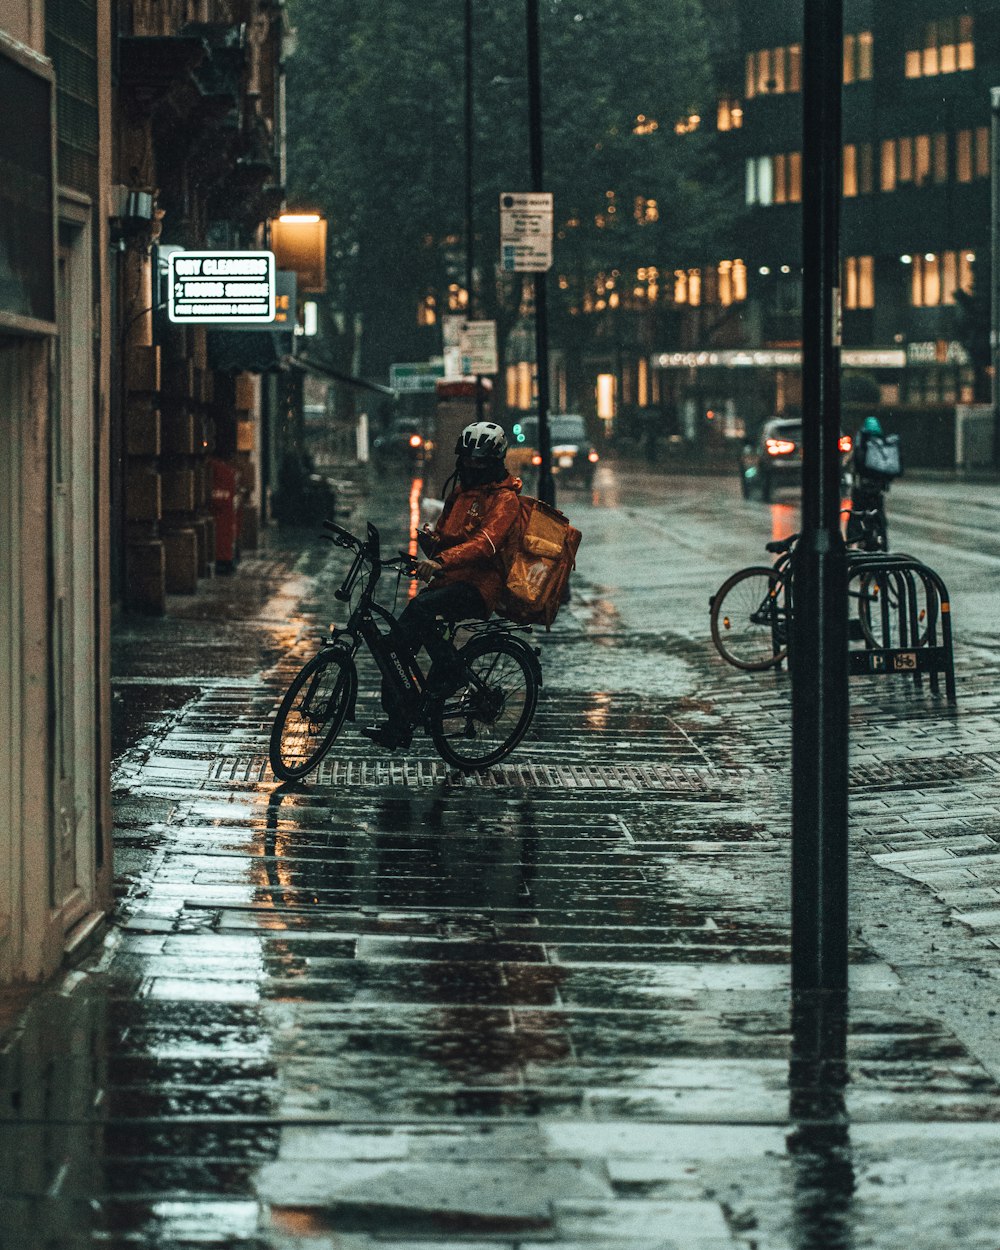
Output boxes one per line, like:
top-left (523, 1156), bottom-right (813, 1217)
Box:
top-left (372, 420), bottom-right (427, 467)
top-left (508, 413), bottom-right (599, 488)
top-left (739, 418), bottom-right (852, 501)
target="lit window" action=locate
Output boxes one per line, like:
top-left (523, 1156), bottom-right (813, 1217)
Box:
top-left (774, 153), bottom-right (788, 204)
top-left (688, 269), bottom-right (702, 306)
top-left (417, 293), bottom-right (437, 326)
top-left (788, 45), bottom-right (802, 91)
top-left (845, 256), bottom-right (858, 308)
top-left (717, 98), bottom-right (743, 130)
top-left (843, 256), bottom-right (875, 309)
top-left (745, 158), bottom-right (758, 205)
top-left (858, 31), bottom-right (874, 79)
top-left (914, 134), bottom-right (931, 187)
top-left (638, 357), bottom-right (649, 407)
top-left (788, 152), bottom-right (802, 202)
top-left (757, 156), bottom-right (773, 206)
top-left (843, 34), bottom-right (856, 84)
top-left (843, 144), bottom-right (858, 197)
top-left (718, 260), bottom-right (733, 306)
top-left (757, 47), bottom-right (771, 94)
top-left (771, 46), bottom-right (786, 92)
top-left (881, 139), bottom-right (897, 191)
top-left (958, 15), bottom-right (974, 69)
top-left (674, 269), bottom-right (688, 303)
top-left (906, 17), bottom-right (974, 78)
top-left (956, 130), bottom-right (973, 182)
top-left (733, 259), bottom-right (747, 301)
top-left (745, 51), bottom-right (756, 98)
top-left (596, 373), bottom-right (615, 421)
top-left (898, 136), bottom-right (913, 182)
top-left (942, 249), bottom-right (958, 303)
top-left (959, 251), bottom-right (974, 294)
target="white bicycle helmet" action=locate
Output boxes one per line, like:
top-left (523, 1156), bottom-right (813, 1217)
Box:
top-left (456, 421), bottom-right (508, 460)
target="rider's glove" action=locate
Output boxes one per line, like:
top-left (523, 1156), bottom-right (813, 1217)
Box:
top-left (415, 558), bottom-right (444, 583)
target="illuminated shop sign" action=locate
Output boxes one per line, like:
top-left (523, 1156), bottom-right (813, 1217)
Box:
top-left (652, 348), bottom-right (906, 369)
top-left (167, 250), bottom-right (276, 324)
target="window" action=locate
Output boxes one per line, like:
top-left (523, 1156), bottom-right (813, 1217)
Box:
top-left (906, 16), bottom-right (974, 78)
top-left (843, 144), bottom-right (858, 197)
top-left (844, 145), bottom-right (872, 196)
top-left (717, 98), bottom-right (743, 130)
top-left (881, 139), bottom-right (897, 191)
top-left (910, 250), bottom-right (974, 306)
top-left (899, 136), bottom-right (913, 182)
top-left (844, 256), bottom-right (874, 309)
top-left (758, 156), bottom-right (773, 206)
top-left (914, 134), bottom-right (931, 186)
top-left (775, 153), bottom-right (788, 203)
top-left (843, 32), bottom-right (873, 83)
top-left (747, 153), bottom-right (800, 206)
top-left (788, 152), bottom-right (802, 202)
top-left (417, 293), bottom-right (436, 326)
top-left (956, 129), bottom-right (973, 182)
top-left (745, 158), bottom-right (757, 205)
top-left (745, 44), bottom-right (801, 97)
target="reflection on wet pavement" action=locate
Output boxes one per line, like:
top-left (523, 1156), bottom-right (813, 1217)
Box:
top-left (7, 470), bottom-right (1000, 1246)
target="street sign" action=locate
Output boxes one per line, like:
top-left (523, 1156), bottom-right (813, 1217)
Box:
top-left (390, 362), bottom-right (445, 393)
top-left (500, 191), bottom-right (553, 272)
top-left (168, 251), bottom-right (276, 323)
top-left (460, 320), bottom-right (499, 375)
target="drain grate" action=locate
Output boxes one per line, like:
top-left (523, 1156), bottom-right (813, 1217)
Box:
top-left (209, 754), bottom-right (725, 794)
top-left (849, 752), bottom-right (1000, 791)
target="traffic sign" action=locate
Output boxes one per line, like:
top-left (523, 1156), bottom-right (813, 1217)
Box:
top-left (500, 191), bottom-right (553, 272)
top-left (460, 320), bottom-right (498, 375)
top-left (389, 362), bottom-right (445, 393)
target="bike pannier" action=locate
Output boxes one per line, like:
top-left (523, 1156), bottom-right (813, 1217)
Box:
top-left (858, 432), bottom-right (902, 478)
top-left (499, 496), bottom-right (581, 629)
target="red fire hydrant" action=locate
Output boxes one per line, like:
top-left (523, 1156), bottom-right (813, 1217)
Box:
top-left (210, 458), bottom-right (241, 572)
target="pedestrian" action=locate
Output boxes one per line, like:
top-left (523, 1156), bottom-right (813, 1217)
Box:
top-left (361, 421), bottom-right (523, 749)
top-left (846, 415), bottom-right (901, 549)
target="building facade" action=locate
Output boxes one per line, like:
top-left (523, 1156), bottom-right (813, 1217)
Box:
top-left (1, 0), bottom-right (114, 983)
top-left (649, 0), bottom-right (1000, 461)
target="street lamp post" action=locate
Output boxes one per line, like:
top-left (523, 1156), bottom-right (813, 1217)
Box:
top-left (525, 0), bottom-right (555, 506)
top-left (990, 87), bottom-right (1000, 465)
top-left (792, 0), bottom-right (849, 998)
top-left (464, 0), bottom-right (484, 421)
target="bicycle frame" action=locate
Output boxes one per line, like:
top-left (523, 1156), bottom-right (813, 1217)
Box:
top-left (322, 520), bottom-right (539, 728)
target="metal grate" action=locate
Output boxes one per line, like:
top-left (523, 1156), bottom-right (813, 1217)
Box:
top-left (209, 755), bottom-right (725, 794)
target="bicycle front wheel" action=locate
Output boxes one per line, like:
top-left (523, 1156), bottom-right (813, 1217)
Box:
top-left (269, 649), bottom-right (356, 781)
top-left (710, 566), bottom-right (789, 670)
top-left (429, 635), bottom-right (539, 770)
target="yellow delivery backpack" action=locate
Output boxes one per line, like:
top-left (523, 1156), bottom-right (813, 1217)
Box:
top-left (498, 495), bottom-right (581, 630)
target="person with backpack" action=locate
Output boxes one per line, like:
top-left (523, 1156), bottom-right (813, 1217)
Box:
top-left (846, 414), bottom-right (902, 549)
top-left (361, 421), bottom-right (523, 749)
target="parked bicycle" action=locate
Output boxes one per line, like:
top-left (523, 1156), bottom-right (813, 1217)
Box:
top-left (269, 520), bottom-right (542, 781)
top-left (709, 509), bottom-right (924, 670)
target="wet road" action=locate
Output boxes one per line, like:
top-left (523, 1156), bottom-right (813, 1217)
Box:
top-left (5, 462), bottom-right (1000, 1247)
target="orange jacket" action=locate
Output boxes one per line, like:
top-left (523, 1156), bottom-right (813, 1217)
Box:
top-left (430, 474), bottom-right (522, 612)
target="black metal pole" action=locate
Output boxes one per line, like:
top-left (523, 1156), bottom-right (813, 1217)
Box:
top-left (791, 0), bottom-right (849, 996)
top-left (526, 0), bottom-right (555, 505)
top-left (464, 0), bottom-right (484, 420)
top-left (990, 87), bottom-right (1000, 465)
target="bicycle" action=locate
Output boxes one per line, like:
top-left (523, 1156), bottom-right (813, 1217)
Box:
top-left (708, 509), bottom-right (920, 670)
top-left (269, 519), bottom-right (542, 781)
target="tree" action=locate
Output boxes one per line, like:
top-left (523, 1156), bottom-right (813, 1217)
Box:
top-left (285, 0), bottom-right (735, 389)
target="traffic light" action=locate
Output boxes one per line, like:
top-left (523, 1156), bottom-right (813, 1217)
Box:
top-left (513, 422), bottom-right (525, 443)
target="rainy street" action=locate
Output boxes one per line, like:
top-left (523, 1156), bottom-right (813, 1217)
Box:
top-left (6, 461), bottom-right (1000, 1248)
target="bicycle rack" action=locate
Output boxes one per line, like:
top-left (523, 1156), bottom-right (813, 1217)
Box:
top-left (845, 551), bottom-right (956, 703)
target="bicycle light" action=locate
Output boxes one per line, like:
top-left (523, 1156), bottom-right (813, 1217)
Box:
top-left (838, 435), bottom-right (852, 453)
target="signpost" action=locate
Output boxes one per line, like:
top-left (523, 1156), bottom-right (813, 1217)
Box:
top-left (389, 362), bottom-right (446, 394)
top-left (500, 192), bottom-right (553, 272)
top-left (168, 251), bottom-right (276, 324)
top-left (459, 320), bottom-right (498, 376)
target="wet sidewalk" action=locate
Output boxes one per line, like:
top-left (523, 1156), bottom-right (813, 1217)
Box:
top-left (6, 495), bottom-right (1000, 1248)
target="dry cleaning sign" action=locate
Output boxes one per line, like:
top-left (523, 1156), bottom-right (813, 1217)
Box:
top-left (167, 250), bottom-right (276, 323)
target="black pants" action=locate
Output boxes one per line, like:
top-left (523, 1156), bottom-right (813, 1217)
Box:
top-left (381, 581), bottom-right (488, 717)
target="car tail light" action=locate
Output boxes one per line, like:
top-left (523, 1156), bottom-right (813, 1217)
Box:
top-left (531, 453), bottom-right (543, 466)
top-left (588, 451), bottom-right (599, 463)
top-left (409, 434), bottom-right (423, 448)
top-left (765, 438), bottom-right (796, 456)
top-left (838, 435), bottom-right (852, 453)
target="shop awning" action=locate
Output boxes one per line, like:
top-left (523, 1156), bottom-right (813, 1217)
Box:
top-left (290, 353), bottom-right (397, 397)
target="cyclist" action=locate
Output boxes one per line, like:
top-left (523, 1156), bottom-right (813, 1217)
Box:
top-left (361, 421), bottom-right (522, 748)
top-left (846, 414), bottom-right (894, 549)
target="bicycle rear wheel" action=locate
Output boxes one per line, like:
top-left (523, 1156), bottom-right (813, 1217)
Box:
top-left (856, 570), bottom-right (931, 649)
top-left (710, 566), bottom-right (789, 670)
top-left (428, 634), bottom-right (539, 770)
top-left (269, 649), bottom-right (356, 781)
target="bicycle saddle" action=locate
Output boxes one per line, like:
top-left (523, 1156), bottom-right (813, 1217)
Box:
top-left (765, 533), bottom-right (798, 554)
